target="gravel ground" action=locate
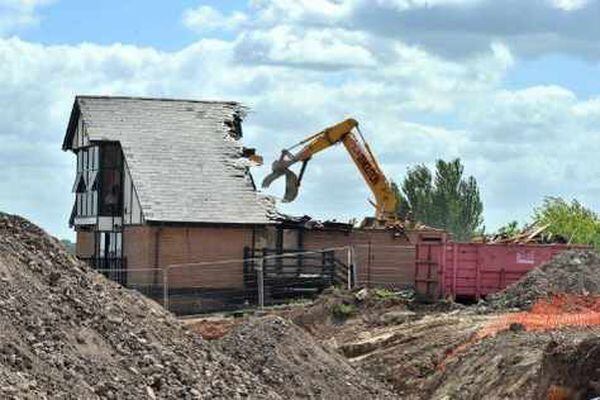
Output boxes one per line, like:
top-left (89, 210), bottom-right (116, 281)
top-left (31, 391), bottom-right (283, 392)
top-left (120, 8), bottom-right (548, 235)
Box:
top-left (0, 212), bottom-right (281, 400)
top-left (218, 315), bottom-right (397, 399)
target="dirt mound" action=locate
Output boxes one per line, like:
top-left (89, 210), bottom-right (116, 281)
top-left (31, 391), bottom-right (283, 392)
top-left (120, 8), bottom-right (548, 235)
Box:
top-left (489, 250), bottom-right (600, 309)
top-left (218, 315), bottom-right (396, 399)
top-left (426, 330), bottom-right (553, 399)
top-left (0, 213), bottom-right (280, 399)
top-left (536, 335), bottom-right (600, 399)
top-left (283, 287), bottom-right (423, 341)
top-left (425, 328), bottom-right (600, 400)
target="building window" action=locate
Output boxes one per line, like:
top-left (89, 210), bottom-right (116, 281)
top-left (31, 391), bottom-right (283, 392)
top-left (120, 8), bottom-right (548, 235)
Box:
top-left (99, 143), bottom-right (123, 216)
top-left (98, 231), bottom-right (123, 260)
top-left (74, 146), bottom-right (99, 217)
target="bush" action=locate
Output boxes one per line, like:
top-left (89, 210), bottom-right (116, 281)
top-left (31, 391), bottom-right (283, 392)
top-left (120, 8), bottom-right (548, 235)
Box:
top-left (533, 197), bottom-right (600, 248)
top-left (331, 303), bottom-right (357, 320)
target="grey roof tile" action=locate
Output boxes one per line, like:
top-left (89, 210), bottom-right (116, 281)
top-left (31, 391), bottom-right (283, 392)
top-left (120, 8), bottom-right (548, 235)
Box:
top-left (69, 96), bottom-right (272, 225)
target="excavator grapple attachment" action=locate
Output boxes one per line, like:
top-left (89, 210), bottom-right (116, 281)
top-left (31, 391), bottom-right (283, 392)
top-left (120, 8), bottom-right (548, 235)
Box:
top-left (261, 157), bottom-right (301, 202)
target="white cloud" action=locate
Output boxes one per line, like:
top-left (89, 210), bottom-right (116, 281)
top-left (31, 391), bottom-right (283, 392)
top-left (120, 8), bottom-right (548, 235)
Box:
top-left (5, 1), bottom-right (600, 238)
top-left (550, 0), bottom-right (591, 11)
top-left (234, 25), bottom-right (377, 69)
top-left (233, 0), bottom-right (600, 59)
top-left (183, 5), bottom-right (248, 32)
top-left (0, 0), bottom-right (53, 34)
top-left (249, 0), bottom-right (356, 25)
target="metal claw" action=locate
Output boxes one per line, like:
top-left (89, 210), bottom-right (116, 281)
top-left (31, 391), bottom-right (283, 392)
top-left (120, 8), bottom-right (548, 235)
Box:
top-left (261, 150), bottom-right (302, 202)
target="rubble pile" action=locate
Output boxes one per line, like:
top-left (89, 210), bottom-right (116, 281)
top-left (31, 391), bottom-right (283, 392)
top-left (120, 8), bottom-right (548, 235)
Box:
top-left (474, 223), bottom-right (567, 244)
top-left (0, 213), bottom-right (281, 399)
top-left (489, 250), bottom-right (600, 309)
top-left (218, 316), bottom-right (396, 400)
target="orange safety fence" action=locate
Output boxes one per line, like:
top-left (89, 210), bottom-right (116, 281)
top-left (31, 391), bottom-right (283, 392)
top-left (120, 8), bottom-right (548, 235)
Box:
top-left (477, 294), bottom-right (600, 340)
top-left (441, 294), bottom-right (600, 371)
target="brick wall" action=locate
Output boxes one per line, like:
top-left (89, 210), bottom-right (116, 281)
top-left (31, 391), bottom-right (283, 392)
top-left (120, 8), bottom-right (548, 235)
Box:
top-left (123, 225), bottom-right (261, 289)
top-left (76, 230), bottom-right (95, 258)
top-left (302, 229), bottom-right (416, 288)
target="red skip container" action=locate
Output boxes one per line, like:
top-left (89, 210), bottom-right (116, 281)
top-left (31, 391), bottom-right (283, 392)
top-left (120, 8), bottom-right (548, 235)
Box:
top-left (415, 238), bottom-right (583, 300)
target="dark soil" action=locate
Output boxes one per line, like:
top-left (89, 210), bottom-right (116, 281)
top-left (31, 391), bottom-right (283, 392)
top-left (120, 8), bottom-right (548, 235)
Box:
top-left (426, 331), bottom-right (553, 399)
top-left (536, 333), bottom-right (600, 400)
top-left (489, 250), bottom-right (600, 309)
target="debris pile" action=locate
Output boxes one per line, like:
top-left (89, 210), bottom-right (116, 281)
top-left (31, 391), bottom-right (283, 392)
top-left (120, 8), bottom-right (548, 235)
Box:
top-left (474, 223), bottom-right (568, 244)
top-left (0, 212), bottom-right (281, 399)
top-left (489, 250), bottom-right (600, 309)
top-left (219, 315), bottom-right (395, 399)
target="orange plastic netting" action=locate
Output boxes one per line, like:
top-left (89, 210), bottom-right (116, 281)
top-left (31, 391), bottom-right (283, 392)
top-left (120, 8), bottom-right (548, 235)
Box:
top-left (477, 294), bottom-right (600, 340)
top-left (441, 294), bottom-right (600, 370)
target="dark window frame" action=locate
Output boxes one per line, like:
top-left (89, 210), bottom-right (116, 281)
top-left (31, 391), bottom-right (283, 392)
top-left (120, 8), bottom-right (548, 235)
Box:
top-left (74, 145), bottom-right (100, 218)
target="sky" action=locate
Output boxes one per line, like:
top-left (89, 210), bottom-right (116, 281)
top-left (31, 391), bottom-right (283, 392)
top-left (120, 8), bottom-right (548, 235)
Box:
top-left (2, 0), bottom-right (600, 240)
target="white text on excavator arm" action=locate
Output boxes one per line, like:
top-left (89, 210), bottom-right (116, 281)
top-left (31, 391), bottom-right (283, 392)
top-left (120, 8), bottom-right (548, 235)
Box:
top-left (261, 118), bottom-right (398, 224)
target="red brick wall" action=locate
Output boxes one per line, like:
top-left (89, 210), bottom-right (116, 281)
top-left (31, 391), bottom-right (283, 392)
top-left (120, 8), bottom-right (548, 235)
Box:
top-left (76, 230), bottom-right (95, 258)
top-left (123, 225), bottom-right (259, 289)
top-left (302, 229), bottom-right (416, 288)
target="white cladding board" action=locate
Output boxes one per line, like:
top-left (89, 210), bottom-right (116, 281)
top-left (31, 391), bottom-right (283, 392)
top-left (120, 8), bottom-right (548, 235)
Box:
top-left (97, 217), bottom-right (123, 232)
top-left (74, 216), bottom-right (96, 226)
top-left (71, 117), bottom-right (90, 150)
top-left (123, 161), bottom-right (143, 225)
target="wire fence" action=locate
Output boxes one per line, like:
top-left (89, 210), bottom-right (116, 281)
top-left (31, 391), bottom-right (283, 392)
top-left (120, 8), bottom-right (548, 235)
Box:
top-left (95, 246), bottom-right (359, 315)
top-left (93, 244), bottom-right (419, 315)
top-left (352, 244), bottom-right (416, 290)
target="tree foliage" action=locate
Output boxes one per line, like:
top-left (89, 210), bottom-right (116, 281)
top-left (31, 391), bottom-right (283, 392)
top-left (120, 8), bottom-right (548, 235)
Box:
top-left (496, 220), bottom-right (520, 237)
top-left (395, 158), bottom-right (484, 241)
top-left (533, 197), bottom-right (600, 247)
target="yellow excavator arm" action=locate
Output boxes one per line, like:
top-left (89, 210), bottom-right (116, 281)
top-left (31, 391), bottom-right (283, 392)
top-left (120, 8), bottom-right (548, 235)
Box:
top-left (261, 118), bottom-right (398, 223)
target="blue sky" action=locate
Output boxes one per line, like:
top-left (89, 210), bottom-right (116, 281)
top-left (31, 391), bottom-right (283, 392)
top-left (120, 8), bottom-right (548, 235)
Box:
top-left (1, 0), bottom-right (600, 240)
top-left (18, 1), bottom-right (245, 49)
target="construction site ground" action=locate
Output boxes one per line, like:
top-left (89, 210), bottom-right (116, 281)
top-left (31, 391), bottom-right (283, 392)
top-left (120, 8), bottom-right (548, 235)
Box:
top-left (187, 275), bottom-right (600, 400)
top-left (3, 211), bottom-right (600, 399)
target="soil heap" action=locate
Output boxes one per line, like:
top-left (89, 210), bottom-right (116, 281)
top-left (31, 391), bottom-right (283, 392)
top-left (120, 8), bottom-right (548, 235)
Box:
top-left (0, 212), bottom-right (281, 399)
top-left (536, 334), bottom-right (600, 399)
top-left (218, 315), bottom-right (396, 399)
top-left (489, 250), bottom-right (600, 309)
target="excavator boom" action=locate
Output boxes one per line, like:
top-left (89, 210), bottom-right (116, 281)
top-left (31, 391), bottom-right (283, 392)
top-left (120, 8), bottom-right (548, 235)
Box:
top-left (262, 118), bottom-right (398, 224)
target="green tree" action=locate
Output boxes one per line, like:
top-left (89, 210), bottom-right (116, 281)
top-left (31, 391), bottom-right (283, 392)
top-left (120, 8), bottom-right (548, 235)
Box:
top-left (396, 158), bottom-right (483, 241)
top-left (533, 197), bottom-right (600, 247)
top-left (496, 220), bottom-right (520, 237)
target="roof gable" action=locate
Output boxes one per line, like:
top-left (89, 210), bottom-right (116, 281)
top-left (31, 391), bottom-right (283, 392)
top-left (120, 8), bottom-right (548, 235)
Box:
top-left (62, 96), bottom-right (273, 225)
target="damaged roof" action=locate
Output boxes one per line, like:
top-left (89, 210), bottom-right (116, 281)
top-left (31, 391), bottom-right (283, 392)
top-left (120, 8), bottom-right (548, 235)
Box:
top-left (63, 95), bottom-right (273, 225)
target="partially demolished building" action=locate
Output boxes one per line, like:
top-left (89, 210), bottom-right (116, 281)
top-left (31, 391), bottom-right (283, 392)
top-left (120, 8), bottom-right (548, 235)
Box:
top-left (62, 96), bottom-right (275, 290)
top-left (62, 96), bottom-right (433, 311)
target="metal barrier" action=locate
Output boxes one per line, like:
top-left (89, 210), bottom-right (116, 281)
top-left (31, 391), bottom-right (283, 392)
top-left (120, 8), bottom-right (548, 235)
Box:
top-left (88, 244), bottom-right (432, 314)
top-left (352, 244), bottom-right (416, 289)
top-left (94, 247), bottom-right (356, 316)
top-left (166, 246), bottom-right (354, 314)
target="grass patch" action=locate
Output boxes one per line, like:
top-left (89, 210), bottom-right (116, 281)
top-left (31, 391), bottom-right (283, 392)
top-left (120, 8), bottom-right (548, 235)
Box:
top-left (331, 303), bottom-right (357, 321)
top-left (373, 288), bottom-right (400, 301)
